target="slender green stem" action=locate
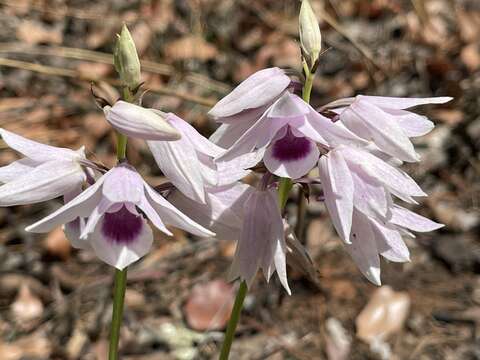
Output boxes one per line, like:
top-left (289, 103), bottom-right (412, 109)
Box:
top-left (108, 268), bottom-right (128, 360)
top-left (278, 178), bottom-right (293, 209)
top-left (294, 68), bottom-right (314, 239)
top-left (116, 133), bottom-right (128, 161)
top-left (219, 281), bottom-right (248, 360)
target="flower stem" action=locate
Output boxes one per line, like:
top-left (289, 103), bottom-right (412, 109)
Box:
top-left (116, 133), bottom-right (128, 161)
top-left (278, 177), bottom-right (293, 209)
top-left (108, 268), bottom-right (128, 360)
top-left (219, 281), bottom-right (248, 360)
top-left (294, 67), bottom-right (315, 239)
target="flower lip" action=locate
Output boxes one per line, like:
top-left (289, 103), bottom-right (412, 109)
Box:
top-left (271, 128), bottom-right (312, 161)
top-left (101, 204), bottom-right (143, 244)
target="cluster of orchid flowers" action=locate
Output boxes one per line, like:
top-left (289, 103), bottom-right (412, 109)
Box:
top-left (0, 3), bottom-right (452, 356)
top-left (0, 65), bottom-right (450, 291)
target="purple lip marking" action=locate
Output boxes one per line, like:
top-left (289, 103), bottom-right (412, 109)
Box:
top-left (271, 128), bottom-right (312, 162)
top-left (102, 205), bottom-right (143, 244)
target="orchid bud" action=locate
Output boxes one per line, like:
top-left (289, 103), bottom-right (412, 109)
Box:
top-left (113, 24), bottom-right (141, 90)
top-left (104, 101), bottom-right (181, 141)
top-left (299, 0), bottom-right (321, 70)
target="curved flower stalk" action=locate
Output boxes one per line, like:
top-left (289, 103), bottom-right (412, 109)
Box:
top-left (0, 129), bottom-right (89, 206)
top-left (216, 91), bottom-right (365, 179)
top-left (26, 163), bottom-right (214, 269)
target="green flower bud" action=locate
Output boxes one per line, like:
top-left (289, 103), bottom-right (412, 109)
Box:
top-left (113, 24), bottom-right (141, 90)
top-left (299, 0), bottom-right (322, 70)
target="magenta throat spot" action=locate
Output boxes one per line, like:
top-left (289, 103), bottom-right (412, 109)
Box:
top-left (271, 129), bottom-right (312, 161)
top-left (102, 205), bottom-right (143, 244)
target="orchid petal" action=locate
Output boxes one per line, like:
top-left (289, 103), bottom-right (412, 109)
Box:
top-left (0, 160), bottom-right (85, 206)
top-left (264, 133), bottom-right (319, 179)
top-left (102, 164), bottom-right (144, 204)
top-left (350, 99), bottom-right (420, 162)
top-left (138, 194), bottom-right (173, 236)
top-left (345, 211), bottom-right (381, 285)
top-left (318, 150), bottom-right (354, 242)
top-left (144, 184), bottom-right (215, 237)
top-left (105, 101), bottom-right (181, 141)
top-left (390, 205), bottom-right (444, 232)
top-left (356, 95), bottom-right (452, 110)
top-left (370, 218), bottom-right (410, 262)
top-left (0, 158), bottom-right (37, 183)
top-left (26, 175), bottom-right (105, 233)
top-left (148, 138), bottom-right (206, 203)
top-left (209, 67), bottom-right (291, 118)
top-left (89, 216), bottom-right (153, 270)
top-left (340, 147), bottom-right (426, 198)
top-left (0, 128), bottom-right (79, 162)
top-left (384, 109), bottom-right (435, 137)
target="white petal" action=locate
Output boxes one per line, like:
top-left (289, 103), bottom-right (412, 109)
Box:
top-left (350, 100), bottom-right (419, 162)
top-left (0, 128), bottom-right (80, 162)
top-left (26, 175), bottom-right (105, 233)
top-left (264, 136), bottom-right (319, 179)
top-left (0, 160), bottom-right (85, 206)
top-left (351, 167), bottom-right (389, 218)
top-left (148, 138), bottom-right (206, 203)
top-left (370, 217), bottom-right (410, 262)
top-left (216, 114), bottom-right (288, 162)
top-left (0, 158), bottom-right (37, 183)
top-left (138, 194), bottom-right (172, 236)
top-left (345, 211), bottom-right (381, 285)
top-left (89, 217), bottom-right (153, 270)
top-left (318, 150), bottom-right (354, 243)
top-left (390, 205), bottom-right (444, 232)
top-left (356, 95), bottom-right (453, 110)
top-left (272, 237), bottom-right (291, 295)
top-left (80, 198), bottom-right (112, 238)
top-left (105, 101), bottom-right (181, 141)
top-left (384, 109), bottom-right (435, 137)
top-left (168, 183), bottom-right (254, 241)
top-left (144, 183), bottom-right (215, 237)
top-left (209, 67), bottom-right (291, 118)
top-left (168, 114), bottom-right (223, 157)
top-left (267, 92), bottom-right (310, 118)
top-left (340, 147), bottom-right (426, 198)
top-left (101, 164), bottom-right (144, 204)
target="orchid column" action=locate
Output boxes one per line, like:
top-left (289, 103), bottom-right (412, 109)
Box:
top-left (218, 1), bottom-right (322, 358)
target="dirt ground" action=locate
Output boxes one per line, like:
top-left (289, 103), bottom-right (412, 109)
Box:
top-left (0, 0), bottom-right (479, 359)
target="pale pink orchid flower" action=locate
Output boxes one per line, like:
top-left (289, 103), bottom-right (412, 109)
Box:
top-left (322, 95), bottom-right (452, 162)
top-left (318, 146), bottom-right (443, 284)
top-left (26, 163), bottom-right (214, 269)
top-left (0, 129), bottom-right (89, 206)
top-left (168, 182), bottom-right (255, 241)
top-left (208, 67), bottom-right (292, 149)
top-left (104, 101), bottom-right (181, 141)
top-left (214, 91), bottom-right (366, 179)
top-left (228, 188), bottom-right (291, 294)
top-left (148, 113), bottom-right (254, 204)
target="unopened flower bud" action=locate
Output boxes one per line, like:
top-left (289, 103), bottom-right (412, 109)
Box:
top-left (113, 24), bottom-right (141, 89)
top-left (299, 0), bottom-right (322, 69)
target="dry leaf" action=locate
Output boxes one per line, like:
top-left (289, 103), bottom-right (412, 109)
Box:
top-left (325, 318), bottom-right (351, 360)
top-left (43, 227), bottom-right (71, 260)
top-left (0, 333), bottom-right (52, 360)
top-left (356, 286), bottom-right (410, 343)
top-left (16, 20), bottom-right (62, 45)
top-left (165, 36), bottom-right (218, 62)
top-left (184, 280), bottom-right (235, 331)
top-left (461, 43), bottom-right (480, 72)
top-left (11, 284), bottom-right (44, 323)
